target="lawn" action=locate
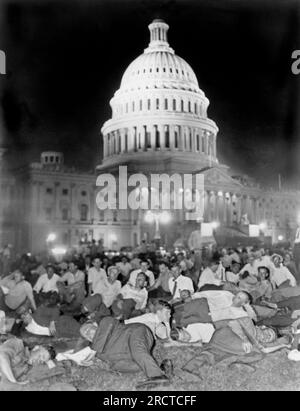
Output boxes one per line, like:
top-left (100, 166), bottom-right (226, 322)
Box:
top-left (1, 340), bottom-right (300, 391)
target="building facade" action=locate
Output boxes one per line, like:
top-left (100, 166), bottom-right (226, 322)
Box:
top-left (0, 19), bottom-right (299, 252)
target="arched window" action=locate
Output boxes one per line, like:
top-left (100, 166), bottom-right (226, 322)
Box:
top-left (164, 98), bottom-right (168, 110)
top-left (156, 98), bottom-right (160, 110)
top-left (147, 99), bottom-right (151, 110)
top-left (139, 100), bottom-right (143, 111)
top-left (194, 103), bottom-right (197, 114)
top-left (173, 99), bottom-right (176, 111)
top-left (174, 128), bottom-right (179, 148)
top-left (181, 100), bottom-right (184, 112)
top-left (196, 135), bottom-right (200, 151)
top-left (165, 125), bottom-right (170, 148)
top-left (80, 204), bottom-right (88, 222)
top-left (188, 101), bottom-right (191, 113)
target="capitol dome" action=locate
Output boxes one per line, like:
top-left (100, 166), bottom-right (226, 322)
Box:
top-left (101, 19), bottom-right (218, 169)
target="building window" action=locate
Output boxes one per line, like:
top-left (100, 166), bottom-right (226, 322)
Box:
top-left (196, 135), bottom-right (200, 151)
top-left (62, 208), bottom-right (69, 221)
top-left (155, 126), bottom-right (160, 149)
top-left (113, 211), bottom-right (118, 222)
top-left (50, 156), bottom-right (54, 163)
top-left (156, 98), bottom-right (159, 110)
top-left (46, 188), bottom-right (53, 194)
top-left (188, 101), bottom-right (191, 112)
top-left (147, 99), bottom-right (151, 110)
top-left (99, 210), bottom-right (104, 221)
top-left (165, 125), bottom-right (170, 148)
top-left (81, 191), bottom-right (87, 197)
top-left (164, 99), bottom-right (168, 110)
top-left (173, 99), bottom-right (176, 111)
top-left (194, 103), bottom-right (197, 114)
top-left (181, 100), bottom-right (184, 112)
top-left (62, 189), bottom-right (68, 196)
top-left (139, 100), bottom-right (143, 111)
top-left (80, 204), bottom-right (88, 221)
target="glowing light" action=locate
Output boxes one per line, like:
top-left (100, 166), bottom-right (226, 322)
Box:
top-left (211, 221), bottom-right (220, 229)
top-left (159, 211), bottom-right (171, 224)
top-left (258, 222), bottom-right (267, 230)
top-left (278, 235), bottom-right (284, 241)
top-left (144, 211), bottom-right (155, 223)
top-left (46, 233), bottom-right (56, 242)
top-left (217, 191), bottom-right (223, 197)
top-left (51, 247), bottom-right (66, 256)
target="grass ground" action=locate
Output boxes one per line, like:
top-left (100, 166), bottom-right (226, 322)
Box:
top-left (1, 341), bottom-right (300, 391)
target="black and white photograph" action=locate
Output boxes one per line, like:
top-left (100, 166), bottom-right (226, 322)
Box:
top-left (0, 0), bottom-right (300, 393)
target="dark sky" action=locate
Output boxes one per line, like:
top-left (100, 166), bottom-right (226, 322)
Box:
top-left (1, 0), bottom-right (300, 187)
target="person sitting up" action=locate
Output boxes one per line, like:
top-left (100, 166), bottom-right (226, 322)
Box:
top-left (58, 260), bottom-right (86, 312)
top-left (168, 264), bottom-right (194, 305)
top-left (223, 261), bottom-right (241, 284)
top-left (79, 317), bottom-right (171, 389)
top-left (111, 272), bottom-right (148, 320)
top-left (93, 266), bottom-right (121, 308)
top-left (0, 270), bottom-right (36, 315)
top-left (87, 257), bottom-right (107, 296)
top-left (0, 337), bottom-right (56, 384)
top-left (271, 254), bottom-right (296, 288)
top-left (148, 261), bottom-right (172, 299)
top-left (128, 260), bottom-right (155, 288)
top-left (33, 264), bottom-right (61, 304)
top-left (197, 257), bottom-right (222, 291)
top-left (116, 256), bottom-right (132, 284)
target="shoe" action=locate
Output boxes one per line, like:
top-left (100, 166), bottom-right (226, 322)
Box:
top-left (136, 375), bottom-right (170, 389)
top-left (160, 359), bottom-right (174, 379)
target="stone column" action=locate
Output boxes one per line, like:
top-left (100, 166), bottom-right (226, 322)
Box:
top-left (158, 124), bottom-right (165, 150)
top-left (179, 126), bottom-right (184, 151)
top-left (191, 127), bottom-right (196, 152)
top-left (70, 183), bottom-right (76, 222)
top-left (169, 124), bottom-right (175, 150)
top-left (150, 124), bottom-right (156, 150)
top-left (54, 182), bottom-right (60, 221)
top-left (120, 129), bottom-right (125, 153)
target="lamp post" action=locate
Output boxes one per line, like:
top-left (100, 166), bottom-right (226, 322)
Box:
top-left (144, 210), bottom-right (171, 247)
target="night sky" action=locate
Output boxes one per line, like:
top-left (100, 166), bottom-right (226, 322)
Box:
top-left (0, 0), bottom-right (300, 188)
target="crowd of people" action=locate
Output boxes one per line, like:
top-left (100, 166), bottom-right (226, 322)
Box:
top-left (1, 239), bottom-right (300, 389)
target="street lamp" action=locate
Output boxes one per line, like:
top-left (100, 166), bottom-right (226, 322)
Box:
top-left (144, 210), bottom-right (171, 243)
top-left (259, 222), bottom-right (267, 231)
top-left (211, 221), bottom-right (220, 230)
top-left (278, 235), bottom-right (284, 242)
top-left (46, 233), bottom-right (56, 243)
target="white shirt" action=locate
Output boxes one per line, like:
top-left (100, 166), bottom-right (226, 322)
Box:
top-left (185, 323), bottom-right (215, 343)
top-left (240, 263), bottom-right (258, 277)
top-left (120, 284), bottom-right (148, 310)
top-left (25, 319), bottom-right (51, 336)
top-left (129, 269), bottom-right (155, 287)
top-left (125, 313), bottom-right (169, 339)
top-left (88, 267), bottom-right (107, 292)
top-left (198, 268), bottom-right (221, 290)
top-left (33, 274), bottom-right (61, 293)
top-left (93, 280), bottom-right (121, 307)
top-left (192, 290), bottom-right (254, 322)
top-left (168, 275), bottom-right (194, 300)
top-left (272, 266), bottom-right (296, 288)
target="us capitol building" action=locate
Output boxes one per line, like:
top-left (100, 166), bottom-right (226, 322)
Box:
top-left (0, 19), bottom-right (299, 253)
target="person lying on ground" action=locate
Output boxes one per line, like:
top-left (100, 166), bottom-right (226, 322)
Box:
top-left (80, 294), bottom-right (111, 324)
top-left (0, 337), bottom-right (56, 384)
top-left (124, 299), bottom-right (172, 340)
top-left (0, 270), bottom-right (36, 314)
top-left (78, 317), bottom-right (172, 388)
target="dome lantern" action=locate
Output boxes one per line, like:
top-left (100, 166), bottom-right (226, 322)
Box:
top-left (145, 19), bottom-right (174, 54)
